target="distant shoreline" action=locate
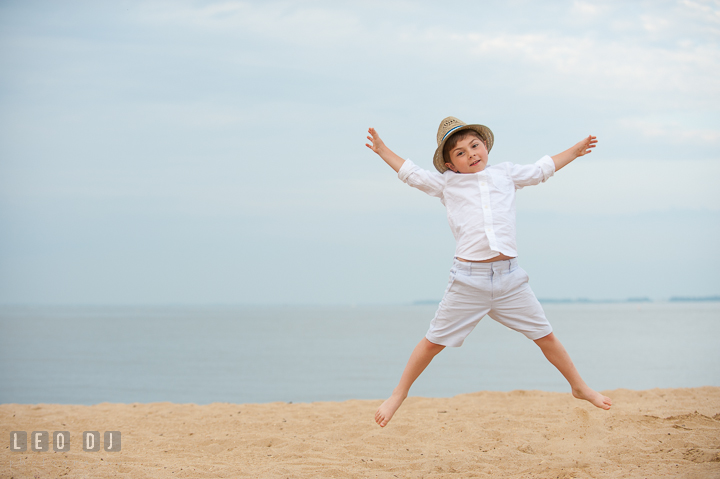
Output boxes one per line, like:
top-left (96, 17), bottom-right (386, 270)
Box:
top-left (667, 295), bottom-right (720, 302)
top-left (414, 296), bottom-right (720, 305)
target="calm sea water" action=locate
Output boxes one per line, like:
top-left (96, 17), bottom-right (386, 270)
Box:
top-left (1, 302), bottom-right (718, 405)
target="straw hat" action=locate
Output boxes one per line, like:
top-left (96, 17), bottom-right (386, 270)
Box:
top-left (432, 116), bottom-right (494, 173)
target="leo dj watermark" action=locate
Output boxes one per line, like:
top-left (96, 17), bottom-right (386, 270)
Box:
top-left (10, 431), bottom-right (121, 452)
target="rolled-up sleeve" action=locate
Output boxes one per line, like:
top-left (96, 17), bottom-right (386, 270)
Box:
top-left (398, 159), bottom-right (445, 198)
top-left (508, 155), bottom-right (555, 189)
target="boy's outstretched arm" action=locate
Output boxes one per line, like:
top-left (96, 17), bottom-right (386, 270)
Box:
top-left (366, 127), bottom-right (405, 173)
top-left (551, 135), bottom-right (597, 172)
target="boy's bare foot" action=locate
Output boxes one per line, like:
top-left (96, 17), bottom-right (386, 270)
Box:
top-left (572, 386), bottom-right (612, 410)
top-left (375, 392), bottom-right (407, 427)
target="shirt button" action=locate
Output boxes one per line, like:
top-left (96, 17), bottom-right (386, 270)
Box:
top-left (481, 182), bottom-right (486, 186)
top-left (484, 205), bottom-right (488, 209)
top-left (487, 228), bottom-right (493, 233)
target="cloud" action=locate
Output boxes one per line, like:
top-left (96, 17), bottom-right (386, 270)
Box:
top-left (130, 1), bottom-right (720, 108)
top-left (619, 118), bottom-right (720, 144)
top-left (406, 31), bottom-right (719, 105)
top-left (682, 0), bottom-right (720, 23)
top-left (137, 1), bottom-right (366, 47)
top-left (516, 158), bottom-right (720, 214)
top-left (571, 1), bottom-right (605, 16)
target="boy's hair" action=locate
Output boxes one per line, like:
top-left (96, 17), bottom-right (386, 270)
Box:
top-left (442, 129), bottom-right (486, 165)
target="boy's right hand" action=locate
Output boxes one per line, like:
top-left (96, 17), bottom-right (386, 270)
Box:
top-left (365, 127), bottom-right (385, 155)
top-left (365, 127), bottom-right (405, 173)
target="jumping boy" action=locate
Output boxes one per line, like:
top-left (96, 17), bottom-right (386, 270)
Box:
top-left (366, 116), bottom-right (612, 428)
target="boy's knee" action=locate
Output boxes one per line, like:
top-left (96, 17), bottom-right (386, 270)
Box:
top-left (533, 332), bottom-right (555, 344)
top-left (423, 337), bottom-right (446, 354)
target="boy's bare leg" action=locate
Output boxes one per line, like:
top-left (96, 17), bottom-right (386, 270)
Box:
top-left (534, 332), bottom-right (612, 410)
top-left (375, 337), bottom-right (445, 427)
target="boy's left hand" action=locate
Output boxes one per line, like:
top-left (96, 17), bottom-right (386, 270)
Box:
top-left (574, 135), bottom-right (598, 158)
top-left (551, 135), bottom-right (598, 171)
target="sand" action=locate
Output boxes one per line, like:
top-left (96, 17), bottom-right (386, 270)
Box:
top-left (2, 387), bottom-right (719, 478)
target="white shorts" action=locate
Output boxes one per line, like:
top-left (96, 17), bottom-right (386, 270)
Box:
top-left (426, 257), bottom-right (552, 347)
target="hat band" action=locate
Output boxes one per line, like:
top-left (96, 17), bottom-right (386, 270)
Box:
top-left (441, 124), bottom-right (465, 142)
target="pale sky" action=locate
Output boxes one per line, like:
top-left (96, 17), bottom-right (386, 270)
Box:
top-left (1, 0), bottom-right (719, 304)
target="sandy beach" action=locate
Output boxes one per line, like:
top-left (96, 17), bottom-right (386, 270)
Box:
top-left (2, 387), bottom-right (719, 478)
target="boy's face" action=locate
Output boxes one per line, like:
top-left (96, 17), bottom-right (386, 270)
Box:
top-left (444, 135), bottom-right (489, 174)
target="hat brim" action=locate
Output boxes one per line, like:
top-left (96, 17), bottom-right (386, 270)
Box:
top-left (433, 124), bottom-right (494, 173)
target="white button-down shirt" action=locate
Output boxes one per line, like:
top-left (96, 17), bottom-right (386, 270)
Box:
top-left (398, 156), bottom-right (555, 261)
